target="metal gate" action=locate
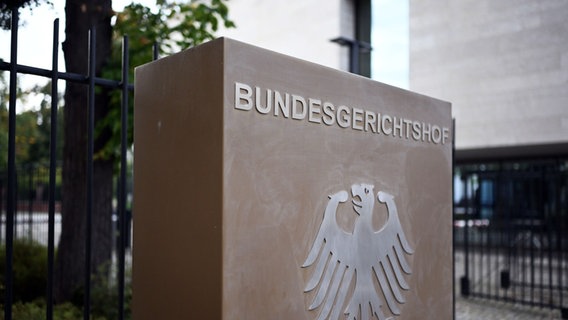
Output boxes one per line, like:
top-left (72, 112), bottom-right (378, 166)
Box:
top-left (455, 159), bottom-right (568, 318)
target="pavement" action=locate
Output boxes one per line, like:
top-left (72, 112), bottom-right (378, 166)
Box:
top-left (454, 249), bottom-right (565, 319)
top-left (455, 295), bottom-right (563, 319)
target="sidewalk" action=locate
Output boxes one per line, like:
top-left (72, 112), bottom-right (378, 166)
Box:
top-left (454, 249), bottom-right (564, 319)
top-left (456, 295), bottom-right (563, 319)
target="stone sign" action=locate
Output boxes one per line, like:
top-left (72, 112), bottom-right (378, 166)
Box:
top-left (133, 38), bottom-right (453, 320)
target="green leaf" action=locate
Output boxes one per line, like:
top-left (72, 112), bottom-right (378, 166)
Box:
top-left (93, 0), bottom-right (235, 161)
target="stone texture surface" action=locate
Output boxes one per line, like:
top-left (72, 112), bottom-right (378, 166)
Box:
top-left (410, 0), bottom-right (568, 150)
top-left (217, 0), bottom-right (354, 72)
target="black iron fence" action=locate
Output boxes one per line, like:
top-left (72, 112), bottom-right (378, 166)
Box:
top-left (0, 164), bottom-right (62, 246)
top-left (455, 159), bottom-right (568, 318)
top-left (0, 7), bottom-right (144, 320)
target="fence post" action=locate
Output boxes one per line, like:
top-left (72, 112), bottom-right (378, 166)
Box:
top-left (46, 17), bottom-right (60, 320)
top-left (83, 26), bottom-right (97, 320)
top-left (27, 165), bottom-right (33, 239)
top-left (460, 172), bottom-right (470, 297)
top-left (4, 7), bottom-right (20, 320)
top-left (118, 35), bottom-right (129, 320)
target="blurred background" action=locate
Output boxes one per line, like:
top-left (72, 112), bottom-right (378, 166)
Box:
top-left (1, 0), bottom-right (567, 319)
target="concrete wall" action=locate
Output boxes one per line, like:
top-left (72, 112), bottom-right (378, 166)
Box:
top-left (217, 0), bottom-right (355, 72)
top-left (409, 0), bottom-right (568, 152)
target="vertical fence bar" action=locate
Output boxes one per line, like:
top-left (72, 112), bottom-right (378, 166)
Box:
top-left (520, 177), bottom-right (526, 304)
top-left (451, 119), bottom-right (455, 318)
top-left (560, 163), bottom-right (566, 314)
top-left (118, 35), bottom-right (129, 320)
top-left (46, 18), bottom-right (59, 320)
top-left (496, 167), bottom-right (502, 301)
top-left (27, 165), bottom-right (33, 239)
top-left (513, 175), bottom-right (525, 302)
top-left (556, 161), bottom-right (568, 319)
top-left (487, 174), bottom-right (492, 299)
top-left (472, 177), bottom-right (478, 295)
top-left (508, 169), bottom-right (514, 302)
top-left (153, 42), bottom-right (159, 61)
top-left (530, 173), bottom-right (536, 305)
top-left (548, 171), bottom-right (554, 308)
top-left (84, 27), bottom-right (96, 320)
top-left (539, 169), bottom-right (545, 308)
top-left (14, 174), bottom-right (18, 240)
top-left (0, 178), bottom-right (3, 241)
top-left (461, 172), bottom-right (470, 296)
top-left (480, 180), bottom-right (484, 296)
top-left (4, 7), bottom-right (20, 320)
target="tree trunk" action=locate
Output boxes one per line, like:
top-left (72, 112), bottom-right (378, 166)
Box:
top-left (55, 0), bottom-right (113, 303)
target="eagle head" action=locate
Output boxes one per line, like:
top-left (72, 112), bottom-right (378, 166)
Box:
top-left (351, 183), bottom-right (374, 216)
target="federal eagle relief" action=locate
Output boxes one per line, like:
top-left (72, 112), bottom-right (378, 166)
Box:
top-left (302, 184), bottom-right (414, 320)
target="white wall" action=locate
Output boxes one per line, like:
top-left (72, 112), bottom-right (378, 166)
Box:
top-left (410, 0), bottom-right (568, 151)
top-left (217, 0), bottom-right (355, 72)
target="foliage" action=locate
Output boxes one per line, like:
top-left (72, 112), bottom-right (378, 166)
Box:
top-left (0, 72), bottom-right (8, 169)
top-left (114, 0), bottom-right (235, 60)
top-left (22, 81), bottom-right (64, 165)
top-left (0, 240), bottom-right (132, 320)
top-left (68, 263), bottom-right (133, 320)
top-left (0, 0), bottom-right (52, 30)
top-left (0, 240), bottom-right (47, 304)
top-left (96, 0), bottom-right (235, 161)
top-left (0, 76), bottom-right (64, 169)
top-left (0, 301), bottom-right (84, 320)
top-left (0, 69), bottom-right (8, 109)
top-left (0, 70), bottom-right (22, 170)
top-left (90, 265), bottom-right (132, 320)
top-left (0, 75), bottom-right (64, 197)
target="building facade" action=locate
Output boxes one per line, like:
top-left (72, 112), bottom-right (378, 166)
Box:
top-left (410, 0), bottom-right (568, 160)
top-left (409, 1), bottom-right (568, 309)
top-left (409, 0), bottom-right (568, 210)
top-left (217, 0), bottom-right (371, 76)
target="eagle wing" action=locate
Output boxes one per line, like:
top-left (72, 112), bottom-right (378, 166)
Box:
top-left (302, 190), bottom-right (354, 318)
top-left (302, 190), bottom-right (414, 320)
top-left (367, 191), bottom-right (414, 317)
